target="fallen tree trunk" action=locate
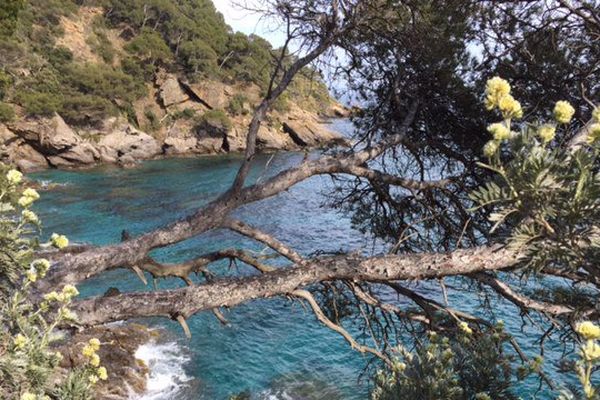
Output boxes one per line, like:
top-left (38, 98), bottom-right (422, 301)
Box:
top-left (72, 246), bottom-right (518, 326)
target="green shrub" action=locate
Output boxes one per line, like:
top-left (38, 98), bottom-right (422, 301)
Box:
top-left (178, 39), bottom-right (218, 76)
top-left (18, 91), bottom-right (62, 116)
top-left (60, 94), bottom-right (116, 126)
top-left (125, 27), bottom-right (172, 66)
top-left (144, 109), bottom-right (160, 131)
top-left (172, 107), bottom-right (196, 120)
top-left (227, 93), bottom-right (250, 116)
top-left (0, 102), bottom-right (15, 122)
top-left (63, 63), bottom-right (146, 102)
top-left (88, 31), bottom-right (115, 64)
top-left (196, 108), bottom-right (231, 131)
top-left (0, 70), bottom-right (12, 100)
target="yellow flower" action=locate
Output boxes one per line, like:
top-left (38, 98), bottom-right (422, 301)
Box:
top-left (487, 123), bottom-right (511, 141)
top-left (22, 188), bottom-right (39, 200)
top-left (576, 321), bottom-right (600, 340)
top-left (26, 270), bottom-right (37, 282)
top-left (90, 353), bottom-right (101, 367)
top-left (392, 360), bottom-right (406, 372)
top-left (459, 321), bottom-right (473, 334)
top-left (44, 291), bottom-right (63, 303)
top-left (537, 124), bottom-right (556, 143)
top-left (21, 210), bottom-right (39, 224)
top-left (97, 366), bottom-right (108, 380)
top-left (20, 393), bottom-right (36, 400)
top-left (485, 77), bottom-right (511, 110)
top-left (6, 169), bottom-right (22, 185)
top-left (483, 140), bottom-right (499, 158)
top-left (89, 338), bottom-right (101, 351)
top-left (587, 123), bottom-right (600, 144)
top-left (498, 94), bottom-right (523, 119)
top-left (14, 334), bottom-right (28, 349)
top-left (59, 308), bottom-right (77, 321)
top-left (18, 196), bottom-right (34, 208)
top-left (82, 344), bottom-right (96, 358)
top-left (61, 284), bottom-right (80, 300)
top-left (554, 100), bottom-right (575, 124)
top-left (89, 375), bottom-right (99, 384)
top-left (581, 340), bottom-right (600, 361)
top-left (33, 259), bottom-right (51, 277)
top-left (51, 233), bottom-right (69, 249)
top-left (54, 351), bottom-right (64, 362)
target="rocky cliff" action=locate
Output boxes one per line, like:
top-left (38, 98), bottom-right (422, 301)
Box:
top-left (1, 72), bottom-right (347, 172)
top-left (0, 5), bottom-right (349, 172)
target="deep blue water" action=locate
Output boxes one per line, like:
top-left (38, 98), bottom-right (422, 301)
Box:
top-left (29, 119), bottom-right (575, 399)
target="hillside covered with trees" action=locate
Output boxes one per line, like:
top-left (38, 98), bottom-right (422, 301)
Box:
top-left (0, 0), bottom-right (343, 171)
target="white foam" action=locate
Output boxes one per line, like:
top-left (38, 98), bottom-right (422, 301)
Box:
top-left (130, 340), bottom-right (192, 400)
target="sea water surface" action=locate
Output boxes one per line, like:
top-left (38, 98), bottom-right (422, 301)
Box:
top-left (30, 120), bottom-right (571, 399)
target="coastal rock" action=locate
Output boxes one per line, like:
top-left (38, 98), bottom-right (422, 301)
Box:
top-left (9, 113), bottom-right (80, 154)
top-left (183, 80), bottom-right (231, 109)
top-left (159, 76), bottom-right (189, 107)
top-left (282, 120), bottom-right (345, 147)
top-left (7, 141), bottom-right (49, 172)
top-left (163, 136), bottom-right (198, 154)
top-left (47, 142), bottom-right (100, 167)
top-left (98, 125), bottom-right (161, 163)
top-left (57, 323), bottom-right (157, 399)
top-left (257, 125), bottom-right (295, 150)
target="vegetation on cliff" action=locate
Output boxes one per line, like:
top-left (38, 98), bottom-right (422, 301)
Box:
top-left (0, 0), bottom-right (334, 129)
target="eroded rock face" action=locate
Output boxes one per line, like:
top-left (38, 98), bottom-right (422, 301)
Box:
top-left (159, 76), bottom-right (189, 108)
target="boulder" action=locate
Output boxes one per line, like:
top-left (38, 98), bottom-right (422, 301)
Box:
top-left (282, 119), bottom-right (345, 147)
top-left (196, 137), bottom-right (224, 153)
top-left (159, 76), bottom-right (189, 107)
top-left (181, 80), bottom-right (231, 110)
top-left (47, 142), bottom-right (100, 167)
top-left (163, 136), bottom-right (198, 155)
top-left (256, 125), bottom-right (295, 151)
top-left (98, 125), bottom-right (161, 163)
top-left (9, 113), bottom-right (80, 154)
top-left (6, 141), bottom-right (49, 172)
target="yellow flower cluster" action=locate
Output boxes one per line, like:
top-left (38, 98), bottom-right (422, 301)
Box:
top-left (574, 321), bottom-right (600, 398)
top-left (21, 393), bottom-right (36, 400)
top-left (6, 169), bottom-right (22, 185)
top-left (81, 338), bottom-right (108, 384)
top-left (458, 321), bottom-right (473, 334)
top-left (485, 76), bottom-right (522, 119)
top-left (483, 140), bottom-right (499, 158)
top-left (554, 100), bottom-right (575, 124)
top-left (50, 233), bottom-right (69, 249)
top-left (487, 122), bottom-right (511, 141)
top-left (588, 107), bottom-right (600, 144)
top-left (13, 333), bottom-right (28, 349)
top-left (22, 209), bottom-right (39, 224)
top-left (18, 188), bottom-right (40, 208)
top-left (33, 259), bottom-right (51, 278)
top-left (537, 124), bottom-right (556, 144)
top-left (43, 284), bottom-right (79, 303)
top-left (576, 321), bottom-right (600, 340)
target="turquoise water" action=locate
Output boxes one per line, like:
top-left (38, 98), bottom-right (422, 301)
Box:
top-left (29, 119), bottom-right (573, 399)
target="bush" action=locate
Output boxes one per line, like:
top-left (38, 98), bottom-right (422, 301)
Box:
top-left (227, 93), bottom-right (250, 116)
top-left (196, 109), bottom-right (231, 132)
top-left (18, 91), bottom-right (62, 116)
top-left (60, 94), bottom-right (116, 127)
top-left (178, 39), bottom-right (218, 76)
top-left (125, 27), bottom-right (172, 66)
top-left (0, 102), bottom-right (15, 122)
top-left (0, 164), bottom-right (108, 398)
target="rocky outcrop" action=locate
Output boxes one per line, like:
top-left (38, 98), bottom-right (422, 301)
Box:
top-left (2, 73), bottom-right (348, 171)
top-left (57, 323), bottom-right (158, 400)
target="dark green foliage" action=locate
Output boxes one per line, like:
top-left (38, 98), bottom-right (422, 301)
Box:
top-left (0, 103), bottom-right (15, 122)
top-left (144, 109), bottom-right (160, 131)
top-left (88, 31), bottom-right (115, 64)
top-left (63, 63), bottom-right (146, 103)
top-left (18, 92), bottom-right (62, 117)
top-left (172, 107), bottom-right (196, 120)
top-left (60, 94), bottom-right (116, 126)
top-left (0, 0), bottom-right (24, 38)
top-left (125, 27), bottom-right (172, 66)
top-left (372, 329), bottom-right (521, 400)
top-left (223, 33), bottom-right (273, 88)
top-left (178, 39), bottom-right (218, 75)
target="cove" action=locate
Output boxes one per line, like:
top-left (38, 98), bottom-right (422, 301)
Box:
top-left (29, 119), bottom-right (567, 399)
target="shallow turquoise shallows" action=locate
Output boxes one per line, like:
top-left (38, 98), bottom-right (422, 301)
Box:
top-left (30, 120), bottom-right (570, 399)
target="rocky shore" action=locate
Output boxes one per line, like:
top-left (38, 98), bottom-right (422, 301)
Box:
top-left (1, 72), bottom-right (348, 173)
top-left (58, 323), bottom-right (159, 400)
